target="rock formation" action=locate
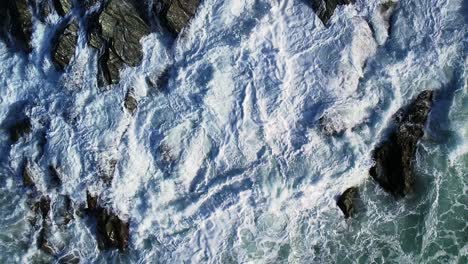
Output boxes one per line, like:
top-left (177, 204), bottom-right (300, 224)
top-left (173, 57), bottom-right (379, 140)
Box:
top-left (124, 90), bottom-right (138, 115)
top-left (86, 192), bottom-right (130, 251)
top-left (370, 91), bottom-right (434, 197)
top-left (0, 0), bottom-right (33, 52)
top-left (52, 19), bottom-right (79, 70)
top-left (54, 0), bottom-right (73, 17)
top-left (310, 0), bottom-right (354, 24)
top-left (88, 0), bottom-right (151, 86)
top-left (153, 0), bottom-right (200, 34)
top-left (336, 187), bottom-right (359, 218)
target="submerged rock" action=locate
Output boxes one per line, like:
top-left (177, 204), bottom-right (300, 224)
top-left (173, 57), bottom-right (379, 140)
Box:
top-left (154, 0), bottom-right (200, 34)
top-left (7, 117), bottom-right (32, 143)
top-left (370, 91), bottom-right (434, 197)
top-left (0, 0), bottom-right (33, 52)
top-left (86, 193), bottom-right (129, 251)
top-left (23, 161), bottom-right (35, 188)
top-left (88, 0), bottom-right (150, 86)
top-left (310, 0), bottom-right (354, 25)
top-left (337, 187), bottom-right (359, 218)
top-left (52, 19), bottom-right (79, 70)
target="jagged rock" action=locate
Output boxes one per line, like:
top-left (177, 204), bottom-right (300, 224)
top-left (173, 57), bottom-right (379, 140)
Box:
top-left (0, 0), bottom-right (33, 52)
top-left (337, 187), bottom-right (359, 218)
top-left (370, 91), bottom-right (434, 197)
top-left (37, 0), bottom-right (55, 21)
top-left (310, 0), bottom-right (354, 25)
top-left (52, 19), bottom-right (79, 70)
top-left (124, 90), bottom-right (138, 115)
top-left (86, 193), bottom-right (129, 251)
top-left (96, 210), bottom-right (130, 251)
top-left (154, 0), bottom-right (200, 34)
top-left (88, 0), bottom-right (150, 86)
top-left (7, 117), bottom-right (32, 143)
top-left (53, 0), bottom-right (73, 16)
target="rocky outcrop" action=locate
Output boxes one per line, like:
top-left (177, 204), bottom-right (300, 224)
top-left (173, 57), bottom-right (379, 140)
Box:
top-left (0, 0), bottom-right (33, 52)
top-left (54, 0), bottom-right (73, 17)
top-left (52, 19), bottom-right (79, 70)
top-left (153, 0), bottom-right (200, 34)
top-left (370, 91), bottom-right (434, 197)
top-left (336, 187), bottom-right (359, 218)
top-left (310, 0), bottom-right (354, 25)
top-left (88, 0), bottom-right (150, 86)
top-left (86, 192), bottom-right (130, 251)
top-left (124, 90), bottom-right (138, 115)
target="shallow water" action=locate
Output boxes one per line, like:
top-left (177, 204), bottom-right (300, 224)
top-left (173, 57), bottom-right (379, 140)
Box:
top-left (0, 0), bottom-right (466, 263)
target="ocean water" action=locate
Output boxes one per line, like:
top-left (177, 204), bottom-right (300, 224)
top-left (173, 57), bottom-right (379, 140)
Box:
top-left (0, 0), bottom-right (466, 263)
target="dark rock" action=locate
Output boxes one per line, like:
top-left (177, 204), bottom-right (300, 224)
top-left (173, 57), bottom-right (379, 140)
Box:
top-left (49, 165), bottom-right (62, 188)
top-left (85, 192), bottom-right (129, 251)
top-left (53, 0), bottom-right (73, 16)
top-left (88, 0), bottom-right (151, 86)
top-left (36, 196), bottom-right (52, 219)
top-left (310, 0), bottom-right (354, 25)
top-left (7, 117), bottom-right (32, 143)
top-left (337, 187), bottom-right (359, 218)
top-left (96, 210), bottom-right (129, 251)
top-left (370, 91), bottom-right (434, 197)
top-left (86, 191), bottom-right (98, 211)
top-left (124, 90), bottom-right (138, 115)
top-left (52, 19), bottom-right (79, 70)
top-left (56, 195), bottom-right (74, 227)
top-left (0, 0), bottom-right (33, 52)
top-left (37, 0), bottom-right (55, 21)
top-left (153, 0), bottom-right (201, 34)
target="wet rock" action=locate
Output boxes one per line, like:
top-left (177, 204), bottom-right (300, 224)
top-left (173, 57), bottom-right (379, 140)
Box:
top-left (35, 196), bottom-right (52, 219)
top-left (37, 0), bottom-right (55, 21)
top-left (0, 0), bottom-right (33, 52)
top-left (124, 90), bottom-right (138, 115)
top-left (96, 210), bottom-right (130, 251)
top-left (58, 252), bottom-right (80, 264)
top-left (154, 0), bottom-right (201, 34)
top-left (7, 117), bottom-right (32, 143)
top-left (337, 187), bottom-right (359, 218)
top-left (85, 193), bottom-right (129, 251)
top-left (52, 19), bottom-right (79, 70)
top-left (88, 0), bottom-right (150, 86)
top-left (48, 165), bottom-right (62, 188)
top-left (53, 0), bottom-right (73, 16)
top-left (86, 191), bottom-right (98, 211)
top-left (55, 195), bottom-right (74, 227)
top-left (370, 91), bottom-right (434, 197)
top-left (310, 0), bottom-right (354, 25)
